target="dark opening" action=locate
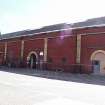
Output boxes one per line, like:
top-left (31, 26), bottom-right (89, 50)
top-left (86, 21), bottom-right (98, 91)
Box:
top-left (61, 57), bottom-right (67, 64)
top-left (29, 54), bottom-right (36, 69)
top-left (48, 57), bottom-right (53, 63)
top-left (92, 60), bottom-right (100, 65)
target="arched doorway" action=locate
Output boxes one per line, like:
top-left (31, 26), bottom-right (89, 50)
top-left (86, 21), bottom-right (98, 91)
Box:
top-left (91, 50), bottom-right (105, 75)
top-left (27, 51), bottom-right (38, 69)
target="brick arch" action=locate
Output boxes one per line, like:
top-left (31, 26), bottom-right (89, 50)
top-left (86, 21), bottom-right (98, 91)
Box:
top-left (90, 50), bottom-right (105, 75)
top-left (90, 50), bottom-right (105, 61)
top-left (27, 51), bottom-right (38, 61)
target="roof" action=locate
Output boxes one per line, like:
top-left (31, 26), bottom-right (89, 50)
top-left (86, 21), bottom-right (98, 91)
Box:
top-left (72, 16), bottom-right (105, 28)
top-left (1, 23), bottom-right (72, 39)
top-left (1, 16), bottom-right (105, 39)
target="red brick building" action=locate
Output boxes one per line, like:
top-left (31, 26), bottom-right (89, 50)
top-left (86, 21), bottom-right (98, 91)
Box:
top-left (1, 17), bottom-right (105, 75)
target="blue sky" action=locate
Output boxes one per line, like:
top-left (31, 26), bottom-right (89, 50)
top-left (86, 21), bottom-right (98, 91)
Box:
top-left (0, 0), bottom-right (105, 33)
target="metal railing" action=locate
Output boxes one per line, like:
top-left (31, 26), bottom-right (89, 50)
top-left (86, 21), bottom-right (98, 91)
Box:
top-left (44, 62), bottom-right (93, 74)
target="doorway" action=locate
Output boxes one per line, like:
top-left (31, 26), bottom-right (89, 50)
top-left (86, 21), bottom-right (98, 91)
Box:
top-left (92, 60), bottom-right (100, 74)
top-left (27, 51), bottom-right (38, 69)
top-left (91, 50), bottom-right (105, 75)
top-left (29, 54), bottom-right (36, 69)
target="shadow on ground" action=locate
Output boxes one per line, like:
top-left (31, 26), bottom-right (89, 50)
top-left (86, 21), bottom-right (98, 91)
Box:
top-left (0, 67), bottom-right (105, 86)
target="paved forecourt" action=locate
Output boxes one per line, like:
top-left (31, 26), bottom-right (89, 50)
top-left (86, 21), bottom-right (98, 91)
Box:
top-left (0, 70), bottom-right (104, 105)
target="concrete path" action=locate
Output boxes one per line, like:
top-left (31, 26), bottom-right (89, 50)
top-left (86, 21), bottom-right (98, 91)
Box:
top-left (0, 68), bottom-right (104, 104)
top-left (1, 67), bottom-right (105, 85)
